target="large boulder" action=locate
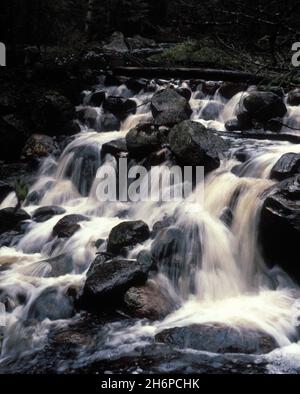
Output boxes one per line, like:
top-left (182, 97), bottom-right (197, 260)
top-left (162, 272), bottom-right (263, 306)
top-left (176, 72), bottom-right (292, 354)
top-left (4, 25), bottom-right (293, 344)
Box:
top-left (270, 153), bottom-right (300, 181)
top-left (155, 323), bottom-right (277, 354)
top-left (101, 138), bottom-right (127, 159)
top-left (124, 280), bottom-right (176, 320)
top-left (52, 214), bottom-right (89, 238)
top-left (243, 91), bottom-right (287, 123)
top-left (0, 208), bottom-right (31, 235)
top-left (33, 206), bottom-right (66, 223)
top-left (32, 91), bottom-right (75, 136)
top-left (168, 120), bottom-right (228, 171)
top-left (107, 220), bottom-right (150, 255)
top-left (287, 87), bottom-right (300, 106)
top-left (218, 82), bottom-right (246, 99)
top-left (81, 253), bottom-right (155, 307)
top-left (126, 123), bottom-right (162, 157)
top-left (21, 134), bottom-right (57, 161)
top-left (103, 32), bottom-right (129, 53)
top-left (151, 88), bottom-right (192, 126)
top-left (103, 96), bottom-right (137, 120)
top-left (259, 176), bottom-right (300, 282)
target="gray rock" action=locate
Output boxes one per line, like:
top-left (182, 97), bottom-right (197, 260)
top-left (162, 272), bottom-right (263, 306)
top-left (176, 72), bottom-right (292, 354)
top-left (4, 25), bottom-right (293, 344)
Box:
top-left (124, 280), bottom-right (177, 320)
top-left (81, 254), bottom-right (154, 307)
top-left (151, 88), bottom-right (192, 126)
top-left (0, 208), bottom-right (31, 235)
top-left (243, 91), bottom-right (287, 122)
top-left (155, 323), bottom-right (278, 354)
top-left (168, 120), bottom-right (228, 171)
top-left (270, 153), bottom-right (300, 181)
top-left (33, 206), bottom-right (66, 223)
top-left (107, 220), bottom-right (150, 255)
top-left (52, 214), bottom-right (89, 238)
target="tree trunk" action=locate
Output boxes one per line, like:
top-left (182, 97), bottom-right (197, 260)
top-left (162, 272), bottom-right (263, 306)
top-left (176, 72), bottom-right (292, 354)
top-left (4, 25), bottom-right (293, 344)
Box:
top-left (85, 0), bottom-right (95, 35)
top-left (113, 66), bottom-right (270, 84)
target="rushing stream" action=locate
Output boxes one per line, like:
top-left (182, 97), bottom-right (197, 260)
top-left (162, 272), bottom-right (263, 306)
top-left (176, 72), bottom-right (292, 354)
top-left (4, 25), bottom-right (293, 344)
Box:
top-left (1, 78), bottom-right (300, 374)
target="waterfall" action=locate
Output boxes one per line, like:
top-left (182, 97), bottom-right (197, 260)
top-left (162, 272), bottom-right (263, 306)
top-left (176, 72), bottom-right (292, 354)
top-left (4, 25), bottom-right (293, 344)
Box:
top-left (1, 78), bottom-right (300, 372)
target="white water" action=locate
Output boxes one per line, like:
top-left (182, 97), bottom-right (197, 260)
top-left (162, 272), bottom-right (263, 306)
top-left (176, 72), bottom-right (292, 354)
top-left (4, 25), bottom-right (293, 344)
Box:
top-left (1, 80), bottom-right (300, 372)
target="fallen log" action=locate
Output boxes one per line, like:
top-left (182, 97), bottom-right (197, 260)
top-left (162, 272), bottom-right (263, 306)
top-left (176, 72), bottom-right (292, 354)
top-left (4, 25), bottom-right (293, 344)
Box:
top-left (113, 67), bottom-right (269, 83)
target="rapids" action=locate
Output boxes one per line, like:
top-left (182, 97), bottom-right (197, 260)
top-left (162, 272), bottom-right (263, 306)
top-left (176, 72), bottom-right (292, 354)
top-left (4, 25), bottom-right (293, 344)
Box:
top-left (1, 79), bottom-right (300, 373)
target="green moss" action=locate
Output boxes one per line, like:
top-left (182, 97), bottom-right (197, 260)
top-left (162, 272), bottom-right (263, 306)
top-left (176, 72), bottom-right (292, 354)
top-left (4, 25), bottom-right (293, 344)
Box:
top-left (151, 41), bottom-right (247, 70)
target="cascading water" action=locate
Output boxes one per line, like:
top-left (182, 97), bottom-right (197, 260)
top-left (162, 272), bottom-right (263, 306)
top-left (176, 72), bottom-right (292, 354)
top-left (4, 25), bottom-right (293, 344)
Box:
top-left (1, 78), bottom-right (300, 373)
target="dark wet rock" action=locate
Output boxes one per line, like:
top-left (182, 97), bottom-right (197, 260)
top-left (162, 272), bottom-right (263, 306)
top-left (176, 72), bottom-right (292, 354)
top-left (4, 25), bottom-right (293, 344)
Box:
top-left (52, 214), bottom-right (89, 239)
top-left (218, 82), bottom-right (247, 99)
top-left (266, 117), bottom-right (283, 133)
top-left (0, 181), bottom-right (13, 204)
top-left (202, 81), bottom-right (220, 96)
top-left (27, 287), bottom-right (75, 322)
top-left (233, 149), bottom-right (252, 163)
top-left (104, 73), bottom-right (124, 87)
top-left (287, 87), bottom-right (300, 106)
top-left (33, 206), bottom-right (66, 223)
top-left (94, 239), bottom-right (105, 249)
top-left (0, 116), bottom-right (27, 162)
top-left (32, 91), bottom-right (75, 136)
top-left (225, 118), bottom-right (240, 131)
top-left (101, 138), bottom-right (127, 159)
top-left (81, 254), bottom-right (154, 307)
top-left (152, 216), bottom-right (175, 238)
top-left (103, 96), bottom-right (137, 120)
top-left (0, 208), bottom-right (31, 234)
top-left (125, 78), bottom-right (148, 93)
top-left (237, 106), bottom-right (253, 130)
top-left (124, 280), bottom-right (177, 320)
top-left (175, 87), bottom-right (192, 101)
top-left (139, 147), bottom-right (171, 170)
top-left (87, 91), bottom-right (105, 107)
top-left (151, 88), bottom-right (192, 126)
top-left (259, 176), bottom-right (300, 283)
top-left (200, 100), bottom-right (224, 121)
top-left (243, 91), bottom-right (287, 122)
top-left (126, 123), bottom-right (162, 157)
top-left (155, 323), bottom-right (277, 354)
top-left (168, 120), bottom-right (228, 172)
top-left (99, 113), bottom-right (121, 132)
top-left (270, 153), bottom-right (300, 181)
top-left (107, 220), bottom-right (150, 255)
top-left (0, 231), bottom-right (22, 248)
top-left (103, 31), bottom-right (129, 53)
top-left (21, 134), bottom-right (57, 161)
